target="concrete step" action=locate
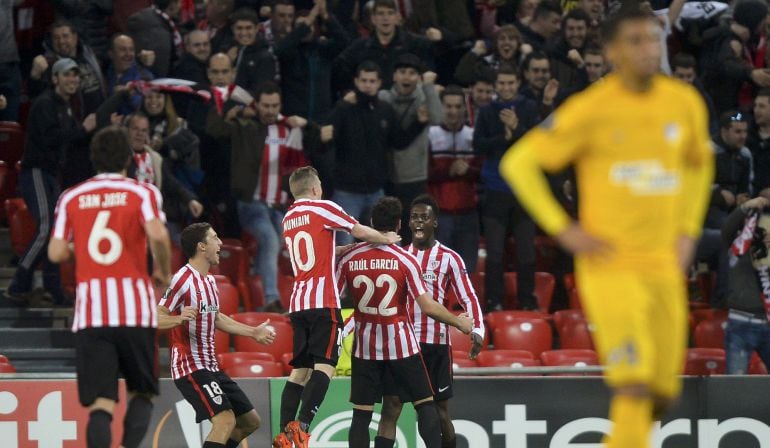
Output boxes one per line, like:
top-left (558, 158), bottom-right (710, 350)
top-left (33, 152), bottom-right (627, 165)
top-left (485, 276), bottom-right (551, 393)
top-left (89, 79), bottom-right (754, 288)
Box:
top-left (0, 328), bottom-right (74, 349)
top-left (0, 307), bottom-right (72, 328)
top-left (0, 347), bottom-right (173, 375)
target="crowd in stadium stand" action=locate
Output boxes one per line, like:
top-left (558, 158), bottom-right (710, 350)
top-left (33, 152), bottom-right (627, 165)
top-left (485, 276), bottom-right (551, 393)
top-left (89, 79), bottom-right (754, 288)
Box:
top-left (2, 0), bottom-right (770, 330)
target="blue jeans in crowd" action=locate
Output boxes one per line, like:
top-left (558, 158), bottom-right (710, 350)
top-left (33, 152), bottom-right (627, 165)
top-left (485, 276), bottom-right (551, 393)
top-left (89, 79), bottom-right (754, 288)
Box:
top-left (238, 200), bottom-right (283, 304)
top-left (0, 61), bottom-right (21, 121)
top-left (331, 189), bottom-right (383, 245)
top-left (725, 315), bottom-right (770, 374)
top-left (437, 211), bottom-right (480, 274)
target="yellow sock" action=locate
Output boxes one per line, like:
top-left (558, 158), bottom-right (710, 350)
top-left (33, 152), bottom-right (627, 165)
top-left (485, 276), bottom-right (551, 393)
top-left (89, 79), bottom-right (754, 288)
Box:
top-left (603, 395), bottom-right (653, 448)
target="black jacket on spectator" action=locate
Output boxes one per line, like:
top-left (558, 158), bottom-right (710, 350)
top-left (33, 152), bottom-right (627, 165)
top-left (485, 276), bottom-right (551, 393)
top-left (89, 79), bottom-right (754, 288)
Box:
top-left (127, 7), bottom-right (177, 77)
top-left (701, 26), bottom-right (753, 114)
top-left (328, 91), bottom-right (426, 194)
top-left (276, 17), bottom-right (350, 122)
top-left (747, 125), bottom-right (770, 193)
top-left (454, 51), bottom-right (514, 87)
top-left (171, 52), bottom-right (209, 85)
top-left (234, 40), bottom-right (276, 94)
top-left (334, 28), bottom-right (437, 92)
top-left (714, 138), bottom-right (752, 197)
top-left (721, 207), bottom-right (768, 317)
top-left (51, 0), bottom-right (112, 57)
top-left (128, 151), bottom-right (197, 224)
top-left (20, 89), bottom-right (88, 175)
top-left (547, 38), bottom-right (588, 91)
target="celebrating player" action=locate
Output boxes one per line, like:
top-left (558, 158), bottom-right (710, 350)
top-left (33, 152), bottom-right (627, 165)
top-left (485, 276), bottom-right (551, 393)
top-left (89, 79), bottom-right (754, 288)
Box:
top-left (500, 3), bottom-right (714, 448)
top-left (336, 196), bottom-right (473, 448)
top-left (158, 223), bottom-right (276, 448)
top-left (274, 166), bottom-right (402, 448)
top-left (374, 194), bottom-right (485, 448)
top-left (48, 125), bottom-right (172, 448)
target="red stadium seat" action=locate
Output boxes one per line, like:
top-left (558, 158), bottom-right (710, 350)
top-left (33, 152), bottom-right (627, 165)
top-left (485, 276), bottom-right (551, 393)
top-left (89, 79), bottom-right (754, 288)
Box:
top-left (248, 276), bottom-right (265, 309)
top-left (5, 198), bottom-right (35, 257)
top-left (0, 363), bottom-right (17, 373)
top-left (486, 310), bottom-right (551, 335)
top-left (469, 272), bottom-right (486, 311)
top-left (170, 244), bottom-right (185, 271)
top-left (0, 122), bottom-right (24, 167)
top-left (448, 319), bottom-right (488, 353)
top-left (684, 348), bottom-right (725, 376)
top-left (505, 236), bottom-right (559, 273)
top-left (476, 349), bottom-right (535, 367)
top-left (502, 272), bottom-right (555, 313)
top-left (237, 312), bottom-right (289, 325)
top-left (60, 260), bottom-right (76, 298)
top-left (563, 273), bottom-right (583, 309)
top-left (224, 360), bottom-right (284, 378)
top-left (217, 352), bottom-right (275, 370)
top-left (553, 309), bottom-right (585, 333)
top-left (558, 319), bottom-right (595, 350)
top-left (492, 317), bottom-right (553, 357)
top-left (0, 160), bottom-right (14, 224)
top-left (217, 282), bottom-right (239, 317)
top-left (232, 317), bottom-right (293, 359)
top-left (452, 356), bottom-right (478, 369)
top-left (215, 330), bottom-right (230, 355)
top-left (279, 248), bottom-right (294, 276)
top-left (750, 354), bottom-right (768, 375)
top-left (211, 243), bottom-right (252, 310)
top-left (0, 355), bottom-right (9, 364)
top-left (278, 274), bottom-right (295, 310)
top-left (281, 352), bottom-right (294, 375)
top-left (690, 309), bottom-right (728, 326)
top-left (694, 317), bottom-right (727, 349)
top-left (540, 349), bottom-right (599, 368)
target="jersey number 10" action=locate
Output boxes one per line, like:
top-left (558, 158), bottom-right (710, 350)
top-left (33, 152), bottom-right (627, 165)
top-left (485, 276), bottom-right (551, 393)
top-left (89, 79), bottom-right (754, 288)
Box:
top-left (285, 231), bottom-right (316, 275)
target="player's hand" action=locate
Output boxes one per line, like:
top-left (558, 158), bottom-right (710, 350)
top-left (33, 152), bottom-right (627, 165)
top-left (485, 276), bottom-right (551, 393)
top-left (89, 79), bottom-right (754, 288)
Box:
top-left (742, 196), bottom-right (770, 211)
top-left (321, 125), bottom-right (334, 143)
top-left (178, 306), bottom-right (198, 325)
top-left (425, 27), bottom-right (443, 42)
top-left (335, 244), bottom-right (355, 257)
top-left (138, 49), bottom-right (156, 68)
top-left (469, 332), bottom-right (483, 360)
top-left (455, 313), bottom-right (473, 335)
top-left (555, 222), bottom-right (612, 258)
top-left (254, 319), bottom-right (277, 344)
top-left (676, 235), bottom-right (697, 274)
top-left (188, 200), bottom-right (204, 218)
top-left (383, 231), bottom-right (402, 245)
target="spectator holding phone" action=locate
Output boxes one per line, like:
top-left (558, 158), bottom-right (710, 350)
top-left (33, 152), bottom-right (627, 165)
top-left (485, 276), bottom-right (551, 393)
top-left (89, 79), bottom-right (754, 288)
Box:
top-left (473, 64), bottom-right (540, 311)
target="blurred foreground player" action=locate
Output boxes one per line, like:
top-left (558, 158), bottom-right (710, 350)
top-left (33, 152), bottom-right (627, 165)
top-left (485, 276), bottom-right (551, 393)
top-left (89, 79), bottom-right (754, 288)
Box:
top-left (48, 125), bottom-right (172, 448)
top-left (375, 194), bottom-right (485, 448)
top-left (275, 167), bottom-right (402, 448)
top-left (500, 2), bottom-right (714, 448)
top-left (336, 197), bottom-right (473, 448)
top-left (158, 222), bottom-right (276, 448)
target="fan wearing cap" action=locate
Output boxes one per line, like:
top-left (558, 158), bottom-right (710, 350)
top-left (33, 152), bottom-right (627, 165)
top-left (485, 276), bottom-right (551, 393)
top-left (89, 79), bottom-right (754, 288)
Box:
top-left (378, 53), bottom-right (442, 243)
top-left (4, 58), bottom-right (97, 307)
top-left (702, 0), bottom-right (770, 114)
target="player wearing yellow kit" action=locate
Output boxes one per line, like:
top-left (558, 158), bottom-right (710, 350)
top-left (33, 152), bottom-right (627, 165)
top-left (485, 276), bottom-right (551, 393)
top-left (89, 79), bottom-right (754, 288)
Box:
top-left (499, 3), bottom-right (713, 448)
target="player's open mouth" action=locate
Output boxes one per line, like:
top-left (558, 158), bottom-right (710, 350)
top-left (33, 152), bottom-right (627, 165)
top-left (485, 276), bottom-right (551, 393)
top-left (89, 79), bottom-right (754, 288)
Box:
top-left (413, 228), bottom-right (425, 239)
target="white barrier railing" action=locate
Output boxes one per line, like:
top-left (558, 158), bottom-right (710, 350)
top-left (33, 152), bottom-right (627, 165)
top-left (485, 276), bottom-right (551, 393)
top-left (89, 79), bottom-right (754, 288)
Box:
top-left (454, 365), bottom-right (605, 375)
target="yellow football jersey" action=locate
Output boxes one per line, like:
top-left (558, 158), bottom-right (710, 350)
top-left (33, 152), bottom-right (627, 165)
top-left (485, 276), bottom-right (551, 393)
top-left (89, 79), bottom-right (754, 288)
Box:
top-left (500, 74), bottom-right (714, 271)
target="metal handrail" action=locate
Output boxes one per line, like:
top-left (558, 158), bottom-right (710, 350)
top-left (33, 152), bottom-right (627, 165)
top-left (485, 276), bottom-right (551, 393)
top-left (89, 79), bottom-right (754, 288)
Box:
top-left (454, 365), bottom-right (605, 375)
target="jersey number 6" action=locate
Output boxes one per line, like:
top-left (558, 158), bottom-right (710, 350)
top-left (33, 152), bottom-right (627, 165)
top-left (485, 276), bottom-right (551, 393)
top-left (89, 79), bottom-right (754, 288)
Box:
top-left (88, 211), bottom-right (123, 265)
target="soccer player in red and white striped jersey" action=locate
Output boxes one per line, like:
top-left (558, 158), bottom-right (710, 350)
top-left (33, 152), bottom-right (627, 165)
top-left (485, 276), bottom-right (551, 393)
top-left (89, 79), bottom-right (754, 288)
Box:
top-left (158, 223), bottom-right (275, 448)
top-left (48, 126), bottom-right (172, 448)
top-left (274, 167), bottom-right (402, 448)
top-left (336, 197), bottom-right (472, 448)
top-left (376, 194), bottom-right (485, 448)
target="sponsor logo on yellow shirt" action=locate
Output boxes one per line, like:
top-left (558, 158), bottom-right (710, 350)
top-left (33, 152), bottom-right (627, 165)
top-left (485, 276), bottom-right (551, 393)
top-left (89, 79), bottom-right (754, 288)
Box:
top-left (610, 160), bottom-right (680, 195)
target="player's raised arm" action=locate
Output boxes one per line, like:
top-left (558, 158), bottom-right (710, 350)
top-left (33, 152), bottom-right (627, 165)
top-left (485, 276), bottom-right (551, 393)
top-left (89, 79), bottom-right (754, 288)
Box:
top-left (415, 292), bottom-right (472, 334)
top-left (157, 305), bottom-right (198, 330)
top-left (350, 223), bottom-right (401, 245)
top-left (215, 313), bottom-right (276, 344)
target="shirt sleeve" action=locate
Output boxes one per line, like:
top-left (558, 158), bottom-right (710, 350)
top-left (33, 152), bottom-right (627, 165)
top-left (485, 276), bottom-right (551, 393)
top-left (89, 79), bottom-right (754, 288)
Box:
top-left (499, 96), bottom-right (589, 235)
top-left (159, 270), bottom-right (189, 311)
top-left (404, 253), bottom-right (428, 300)
top-left (140, 183), bottom-right (167, 224)
top-left (447, 252), bottom-right (485, 338)
top-left (319, 200), bottom-right (358, 232)
top-left (335, 254), bottom-right (350, 298)
top-left (51, 194), bottom-right (72, 240)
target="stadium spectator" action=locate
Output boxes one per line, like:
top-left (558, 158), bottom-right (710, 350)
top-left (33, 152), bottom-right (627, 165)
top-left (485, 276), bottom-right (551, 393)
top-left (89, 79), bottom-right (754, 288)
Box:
top-left (171, 30), bottom-right (212, 85)
top-left (749, 89), bottom-right (770, 195)
top-left (720, 196), bottom-right (770, 375)
top-left (105, 34), bottom-right (155, 111)
top-left (518, 0), bottom-right (563, 54)
top-left (548, 8), bottom-right (591, 91)
top-left (333, 0), bottom-right (445, 92)
top-left (707, 111), bottom-right (753, 229)
top-left (402, 0), bottom-right (475, 42)
top-left (229, 8), bottom-right (277, 93)
top-left (206, 81), bottom-right (321, 312)
top-left (701, 0), bottom-right (770, 114)
top-left (201, 0), bottom-right (236, 53)
top-left (27, 20), bottom-right (107, 115)
top-left (0, 0), bottom-right (20, 121)
top-left (328, 61), bottom-right (428, 245)
top-left (671, 52), bottom-right (718, 136)
top-left (5, 59), bottom-right (96, 307)
top-left (275, 0), bottom-right (350, 122)
top-left (520, 52), bottom-right (561, 116)
top-left (127, 0), bottom-right (184, 77)
top-left (454, 25), bottom-right (522, 87)
top-left (583, 47), bottom-right (607, 85)
top-left (51, 0), bottom-right (113, 58)
top-left (259, 0), bottom-right (295, 49)
top-left (379, 54), bottom-right (443, 243)
top-left (473, 64), bottom-right (540, 311)
top-left (465, 69), bottom-right (496, 127)
top-left (428, 86), bottom-right (482, 272)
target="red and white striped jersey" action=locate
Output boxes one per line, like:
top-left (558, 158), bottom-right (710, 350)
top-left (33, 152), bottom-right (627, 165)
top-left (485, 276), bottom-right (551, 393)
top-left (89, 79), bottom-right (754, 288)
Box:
top-left (254, 121), bottom-right (308, 207)
top-left (407, 242), bottom-right (485, 345)
top-left (282, 199), bottom-right (358, 313)
top-left (52, 173), bottom-right (165, 331)
top-left (159, 264), bottom-right (221, 379)
top-left (336, 243), bottom-right (425, 360)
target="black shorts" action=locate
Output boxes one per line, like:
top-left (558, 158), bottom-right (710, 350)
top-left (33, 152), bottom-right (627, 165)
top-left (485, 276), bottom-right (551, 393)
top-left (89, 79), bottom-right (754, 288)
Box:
top-left (290, 308), bottom-right (342, 368)
top-left (174, 369), bottom-right (254, 423)
top-left (75, 327), bottom-right (159, 407)
top-left (350, 354), bottom-right (435, 406)
top-left (420, 343), bottom-right (454, 401)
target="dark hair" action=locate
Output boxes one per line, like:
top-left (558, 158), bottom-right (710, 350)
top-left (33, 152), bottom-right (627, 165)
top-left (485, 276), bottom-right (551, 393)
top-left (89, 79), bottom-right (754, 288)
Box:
top-left (474, 66), bottom-right (497, 85)
top-left (50, 19), bottom-right (77, 35)
top-left (719, 110), bottom-right (748, 129)
top-left (533, 0), bottom-right (562, 21)
top-left (255, 80), bottom-right (281, 101)
top-left (371, 197), bottom-right (402, 232)
top-left (373, 0), bottom-right (398, 13)
top-left (355, 60), bottom-right (382, 79)
top-left (230, 7), bottom-right (261, 25)
top-left (411, 194), bottom-right (440, 216)
top-left (601, 0), bottom-right (655, 44)
top-left (274, 0), bottom-right (295, 7)
top-left (440, 84), bottom-right (465, 102)
top-left (671, 52), bottom-right (696, 70)
top-left (584, 46), bottom-right (603, 58)
top-left (757, 88), bottom-right (770, 101)
top-left (522, 51), bottom-right (550, 72)
top-left (154, 0), bottom-right (178, 11)
top-left (126, 111), bottom-right (150, 128)
top-left (90, 126), bottom-right (133, 173)
top-left (496, 63), bottom-right (519, 80)
top-left (563, 8), bottom-right (591, 26)
top-left (181, 222), bottom-right (212, 259)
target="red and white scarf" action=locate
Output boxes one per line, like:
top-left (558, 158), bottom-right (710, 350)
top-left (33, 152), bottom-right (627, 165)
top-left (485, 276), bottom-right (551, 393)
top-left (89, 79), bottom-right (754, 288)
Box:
top-left (154, 6), bottom-right (184, 57)
top-left (133, 151), bottom-right (156, 185)
top-left (730, 210), bottom-right (770, 322)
